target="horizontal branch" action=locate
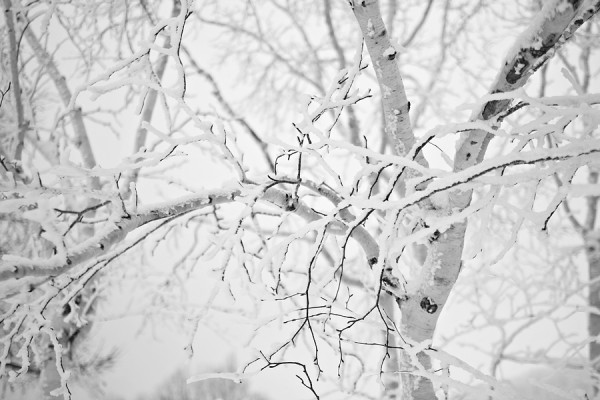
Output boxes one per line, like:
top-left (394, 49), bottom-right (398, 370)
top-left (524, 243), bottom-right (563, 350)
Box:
top-left (357, 139), bottom-right (600, 212)
top-left (0, 183), bottom-right (379, 281)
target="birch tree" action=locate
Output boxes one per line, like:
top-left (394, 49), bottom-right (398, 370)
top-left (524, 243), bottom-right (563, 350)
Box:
top-left (1, 1), bottom-right (599, 400)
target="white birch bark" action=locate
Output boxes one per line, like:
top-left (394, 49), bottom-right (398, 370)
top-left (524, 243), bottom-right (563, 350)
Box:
top-left (352, 1), bottom-right (594, 399)
top-left (351, 0), bottom-right (423, 164)
top-left (352, 1), bottom-right (431, 398)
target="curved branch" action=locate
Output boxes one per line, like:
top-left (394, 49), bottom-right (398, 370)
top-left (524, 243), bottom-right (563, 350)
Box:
top-left (0, 183), bottom-right (379, 281)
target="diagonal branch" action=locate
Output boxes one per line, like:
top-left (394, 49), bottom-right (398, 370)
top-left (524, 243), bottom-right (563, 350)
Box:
top-left (454, 0), bottom-right (593, 173)
top-left (400, 0), bottom-right (600, 365)
top-left (0, 184), bottom-right (379, 281)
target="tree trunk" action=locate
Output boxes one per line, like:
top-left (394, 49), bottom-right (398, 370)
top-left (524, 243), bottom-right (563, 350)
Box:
top-left (397, 222), bottom-right (467, 400)
top-left (398, 320), bottom-right (435, 400)
top-left (588, 234), bottom-right (600, 379)
top-left (40, 358), bottom-right (62, 400)
top-left (380, 293), bottom-right (402, 399)
top-left (350, 1), bottom-right (595, 398)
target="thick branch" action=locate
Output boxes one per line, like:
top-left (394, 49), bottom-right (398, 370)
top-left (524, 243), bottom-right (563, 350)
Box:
top-left (429, 0), bottom-right (597, 332)
top-left (396, 5), bottom-right (600, 389)
top-left (0, 184), bottom-right (379, 281)
top-left (0, 190), bottom-right (236, 281)
top-left (455, 0), bottom-right (588, 172)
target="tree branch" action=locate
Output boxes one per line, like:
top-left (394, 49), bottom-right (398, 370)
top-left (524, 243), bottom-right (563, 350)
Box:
top-left (454, 0), bottom-right (589, 173)
top-left (2, 0), bottom-right (27, 161)
top-left (0, 182), bottom-right (380, 281)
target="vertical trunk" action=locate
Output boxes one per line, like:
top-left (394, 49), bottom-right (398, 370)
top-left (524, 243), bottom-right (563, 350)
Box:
top-left (351, 1), bottom-right (595, 399)
top-left (397, 222), bottom-right (467, 400)
top-left (398, 321), bottom-right (435, 400)
top-left (380, 293), bottom-right (401, 399)
top-left (40, 359), bottom-right (62, 400)
top-left (2, 0), bottom-right (28, 161)
top-left (587, 235), bottom-right (600, 376)
top-left (40, 312), bottom-right (69, 399)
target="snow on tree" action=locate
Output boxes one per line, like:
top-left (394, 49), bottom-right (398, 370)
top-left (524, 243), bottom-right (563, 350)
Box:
top-left (1, 0), bottom-right (599, 399)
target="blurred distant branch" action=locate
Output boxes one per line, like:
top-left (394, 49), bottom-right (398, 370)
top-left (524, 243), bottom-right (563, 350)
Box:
top-left (181, 46), bottom-right (275, 171)
top-left (402, 0), bottom-right (434, 47)
top-left (323, 0), bottom-right (361, 145)
top-left (23, 27), bottom-right (100, 189)
top-left (195, 15), bottom-right (323, 93)
top-left (324, 0), bottom-right (346, 70)
top-left (2, 0), bottom-right (28, 161)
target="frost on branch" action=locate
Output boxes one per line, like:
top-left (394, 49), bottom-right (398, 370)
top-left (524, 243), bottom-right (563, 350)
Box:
top-left (1, 1), bottom-right (600, 399)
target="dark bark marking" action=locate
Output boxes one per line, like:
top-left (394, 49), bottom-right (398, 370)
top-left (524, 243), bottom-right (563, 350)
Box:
top-left (420, 297), bottom-right (438, 314)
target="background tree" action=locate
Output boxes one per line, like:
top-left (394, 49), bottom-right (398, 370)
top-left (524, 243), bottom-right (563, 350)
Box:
top-left (1, 1), bottom-right (599, 400)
